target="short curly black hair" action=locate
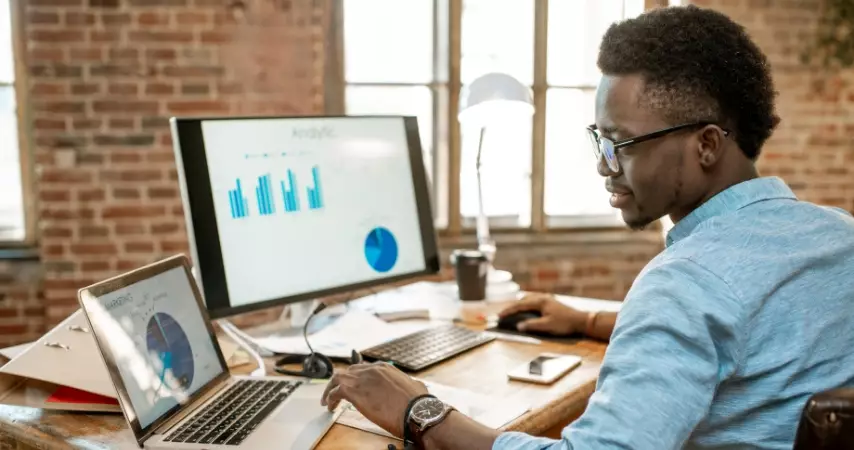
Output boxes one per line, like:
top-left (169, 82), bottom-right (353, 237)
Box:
top-left (597, 5), bottom-right (779, 160)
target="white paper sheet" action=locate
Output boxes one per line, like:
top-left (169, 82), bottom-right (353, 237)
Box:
top-left (337, 379), bottom-right (530, 439)
top-left (0, 342), bottom-right (32, 361)
top-left (250, 310), bottom-right (433, 358)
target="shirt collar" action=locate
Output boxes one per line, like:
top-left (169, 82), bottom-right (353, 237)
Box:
top-left (665, 177), bottom-right (797, 247)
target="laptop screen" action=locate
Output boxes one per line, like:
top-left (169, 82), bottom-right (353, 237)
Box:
top-left (83, 263), bottom-right (226, 430)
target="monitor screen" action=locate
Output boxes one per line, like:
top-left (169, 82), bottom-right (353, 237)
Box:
top-left (172, 116), bottom-right (440, 318)
top-left (81, 264), bottom-right (226, 430)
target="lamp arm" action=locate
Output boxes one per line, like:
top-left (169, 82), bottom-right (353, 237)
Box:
top-left (475, 127), bottom-right (495, 261)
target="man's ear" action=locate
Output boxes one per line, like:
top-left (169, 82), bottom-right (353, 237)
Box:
top-left (697, 125), bottom-right (726, 169)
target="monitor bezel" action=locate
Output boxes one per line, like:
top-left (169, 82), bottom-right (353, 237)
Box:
top-left (76, 254), bottom-right (231, 447)
top-left (171, 115), bottom-right (441, 319)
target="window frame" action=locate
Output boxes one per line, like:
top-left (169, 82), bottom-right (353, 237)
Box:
top-left (334, 0), bottom-right (662, 237)
top-left (1, 0), bottom-right (35, 248)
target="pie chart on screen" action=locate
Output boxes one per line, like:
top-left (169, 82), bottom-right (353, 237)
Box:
top-left (146, 313), bottom-right (194, 393)
top-left (364, 227), bottom-right (398, 273)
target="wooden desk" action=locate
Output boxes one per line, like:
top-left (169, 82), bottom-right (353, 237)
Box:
top-left (0, 299), bottom-right (609, 449)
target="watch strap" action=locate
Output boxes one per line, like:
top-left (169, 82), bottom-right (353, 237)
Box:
top-left (402, 394), bottom-right (434, 446)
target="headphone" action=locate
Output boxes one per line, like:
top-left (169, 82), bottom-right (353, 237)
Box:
top-left (274, 303), bottom-right (362, 379)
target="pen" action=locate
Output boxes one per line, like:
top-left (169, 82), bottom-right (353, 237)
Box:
top-left (483, 331), bottom-right (542, 345)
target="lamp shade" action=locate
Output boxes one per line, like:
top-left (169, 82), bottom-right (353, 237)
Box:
top-left (458, 72), bottom-right (534, 127)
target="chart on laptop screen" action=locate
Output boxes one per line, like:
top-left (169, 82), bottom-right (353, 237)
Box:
top-left (94, 266), bottom-right (224, 429)
top-left (200, 117), bottom-right (428, 308)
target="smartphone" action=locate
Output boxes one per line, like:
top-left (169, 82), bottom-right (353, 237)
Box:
top-left (507, 353), bottom-right (582, 384)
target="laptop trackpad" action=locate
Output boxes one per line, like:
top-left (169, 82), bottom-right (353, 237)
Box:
top-left (243, 384), bottom-right (337, 450)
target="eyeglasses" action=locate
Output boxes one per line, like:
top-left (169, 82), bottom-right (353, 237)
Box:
top-left (586, 122), bottom-right (730, 173)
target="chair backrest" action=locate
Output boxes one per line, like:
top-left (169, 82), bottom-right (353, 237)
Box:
top-left (793, 387), bottom-right (854, 450)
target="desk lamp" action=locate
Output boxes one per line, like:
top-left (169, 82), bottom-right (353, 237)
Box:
top-left (458, 72), bottom-right (534, 295)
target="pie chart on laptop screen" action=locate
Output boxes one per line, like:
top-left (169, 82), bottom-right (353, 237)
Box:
top-left (364, 227), bottom-right (398, 273)
top-left (146, 312), bottom-right (195, 393)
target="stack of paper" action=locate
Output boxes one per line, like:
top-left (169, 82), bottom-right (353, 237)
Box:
top-left (250, 310), bottom-right (433, 358)
top-left (337, 380), bottom-right (530, 439)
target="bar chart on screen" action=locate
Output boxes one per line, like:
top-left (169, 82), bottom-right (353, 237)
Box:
top-left (227, 166), bottom-right (324, 219)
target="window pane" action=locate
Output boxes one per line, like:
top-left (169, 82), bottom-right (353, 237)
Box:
top-left (548, 0), bottom-right (643, 87)
top-left (460, 116), bottom-right (532, 224)
top-left (461, 0), bottom-right (534, 85)
top-left (0, 85), bottom-right (23, 240)
top-left (345, 85), bottom-right (434, 182)
top-left (0, 0), bottom-right (13, 83)
top-left (544, 88), bottom-right (619, 219)
top-left (343, 0), bottom-right (433, 83)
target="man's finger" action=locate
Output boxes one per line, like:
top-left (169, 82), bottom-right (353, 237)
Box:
top-left (498, 296), bottom-right (545, 318)
top-left (517, 316), bottom-right (554, 333)
top-left (324, 385), bottom-right (344, 411)
top-left (320, 372), bottom-right (343, 406)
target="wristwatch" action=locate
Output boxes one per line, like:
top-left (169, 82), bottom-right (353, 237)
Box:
top-left (404, 395), bottom-right (454, 448)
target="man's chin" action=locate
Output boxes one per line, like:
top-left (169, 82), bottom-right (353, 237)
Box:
top-left (620, 210), bottom-right (655, 231)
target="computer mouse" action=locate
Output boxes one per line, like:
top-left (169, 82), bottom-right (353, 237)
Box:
top-left (497, 310), bottom-right (543, 332)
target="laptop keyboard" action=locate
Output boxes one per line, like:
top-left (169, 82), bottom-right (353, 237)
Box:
top-left (164, 379), bottom-right (301, 446)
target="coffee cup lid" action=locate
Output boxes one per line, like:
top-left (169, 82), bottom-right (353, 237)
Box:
top-left (450, 249), bottom-right (487, 264)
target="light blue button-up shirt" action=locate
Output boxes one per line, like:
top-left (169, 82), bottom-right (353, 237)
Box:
top-left (494, 177), bottom-right (854, 450)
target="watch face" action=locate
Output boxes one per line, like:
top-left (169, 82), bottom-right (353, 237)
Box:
top-left (411, 397), bottom-right (445, 422)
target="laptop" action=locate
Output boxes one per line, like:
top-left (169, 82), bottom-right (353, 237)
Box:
top-left (77, 254), bottom-right (340, 449)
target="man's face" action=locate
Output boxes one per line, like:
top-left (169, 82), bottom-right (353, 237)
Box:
top-left (594, 75), bottom-right (702, 229)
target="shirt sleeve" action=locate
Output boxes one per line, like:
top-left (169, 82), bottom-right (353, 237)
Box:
top-left (492, 257), bottom-right (744, 450)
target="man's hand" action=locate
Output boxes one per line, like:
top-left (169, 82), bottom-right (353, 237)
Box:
top-left (321, 362), bottom-right (428, 438)
top-left (497, 293), bottom-right (587, 336)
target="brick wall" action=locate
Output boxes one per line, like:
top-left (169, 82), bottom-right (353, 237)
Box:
top-left (1, 0), bottom-right (850, 344)
top-left (690, 0), bottom-right (854, 211)
top-left (23, 0), bottom-right (330, 330)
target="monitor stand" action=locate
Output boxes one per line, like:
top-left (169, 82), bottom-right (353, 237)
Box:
top-left (216, 300), bottom-right (329, 377)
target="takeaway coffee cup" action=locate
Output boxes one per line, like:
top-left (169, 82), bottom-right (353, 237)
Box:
top-left (451, 249), bottom-right (489, 301)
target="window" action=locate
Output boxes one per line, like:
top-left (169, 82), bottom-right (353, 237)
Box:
top-left (0, 0), bottom-right (25, 242)
top-left (342, 0), bottom-right (644, 232)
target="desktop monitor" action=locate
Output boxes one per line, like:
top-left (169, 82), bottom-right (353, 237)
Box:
top-left (170, 115), bottom-right (440, 319)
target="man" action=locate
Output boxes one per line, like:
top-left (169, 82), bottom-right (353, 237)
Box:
top-left (321, 5), bottom-right (854, 449)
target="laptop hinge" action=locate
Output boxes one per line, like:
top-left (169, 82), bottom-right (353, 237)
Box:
top-left (153, 376), bottom-right (235, 436)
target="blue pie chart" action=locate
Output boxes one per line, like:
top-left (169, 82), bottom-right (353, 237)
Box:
top-left (364, 227), bottom-right (398, 273)
top-left (146, 312), bottom-right (194, 392)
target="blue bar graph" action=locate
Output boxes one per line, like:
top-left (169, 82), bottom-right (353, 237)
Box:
top-left (255, 174), bottom-right (275, 216)
top-left (280, 170), bottom-right (300, 213)
top-left (228, 179), bottom-right (248, 218)
top-left (307, 166), bottom-right (324, 210)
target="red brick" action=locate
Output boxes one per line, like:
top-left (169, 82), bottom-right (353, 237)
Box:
top-left (93, 100), bottom-right (159, 114)
top-left (33, 118), bottom-right (67, 131)
top-left (128, 31), bottom-right (194, 43)
top-left (90, 30), bottom-right (121, 43)
top-left (30, 30), bottom-right (85, 43)
top-left (136, 12), bottom-right (171, 26)
top-left (40, 169), bottom-right (92, 184)
top-left (28, 48), bottom-right (65, 62)
top-left (108, 83), bottom-right (139, 95)
top-left (71, 83), bottom-right (101, 95)
top-left (115, 223), bottom-right (146, 235)
top-left (176, 11), bottom-right (210, 25)
top-left (145, 82), bottom-right (175, 95)
top-left (200, 31), bottom-right (230, 44)
top-left (70, 243), bottom-right (118, 255)
top-left (69, 48), bottom-right (103, 61)
top-left (109, 48), bottom-right (139, 60)
top-left (161, 240), bottom-right (189, 253)
top-left (28, 11), bottom-right (61, 24)
top-left (148, 186), bottom-right (178, 199)
top-left (151, 222), bottom-right (181, 234)
top-left (101, 12), bottom-right (132, 26)
top-left (162, 66), bottom-right (225, 77)
top-left (125, 241), bottom-right (155, 253)
top-left (77, 188), bottom-right (106, 202)
top-left (166, 100), bottom-right (229, 114)
top-left (101, 169), bottom-right (162, 182)
top-left (145, 49), bottom-right (177, 61)
top-left (102, 205), bottom-right (167, 219)
top-left (33, 100), bottom-right (85, 114)
top-left (81, 261), bottom-right (112, 272)
top-left (41, 226), bottom-right (73, 238)
top-left (110, 152), bottom-right (144, 163)
top-left (108, 118), bottom-right (136, 129)
top-left (40, 190), bottom-right (71, 202)
top-left (72, 118), bottom-right (103, 130)
top-left (112, 187), bottom-right (142, 199)
top-left (65, 11), bottom-right (95, 25)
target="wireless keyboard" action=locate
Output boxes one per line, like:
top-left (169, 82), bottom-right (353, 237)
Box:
top-left (360, 325), bottom-right (495, 372)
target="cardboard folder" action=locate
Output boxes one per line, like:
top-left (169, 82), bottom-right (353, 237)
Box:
top-left (0, 309), bottom-right (245, 413)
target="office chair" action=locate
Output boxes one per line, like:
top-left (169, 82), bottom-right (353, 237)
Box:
top-left (793, 387), bottom-right (854, 449)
